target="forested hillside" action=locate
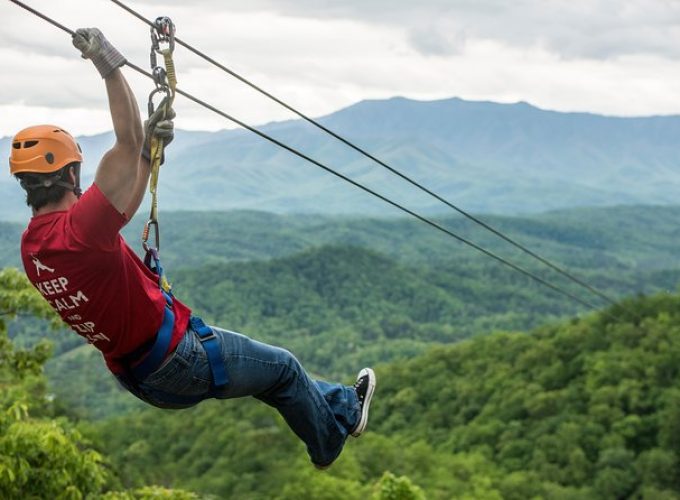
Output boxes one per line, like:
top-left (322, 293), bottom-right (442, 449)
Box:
top-left (4, 205), bottom-right (680, 271)
top-left (7, 260), bottom-right (680, 498)
top-left (6, 206), bottom-right (680, 420)
top-left (4, 206), bottom-right (680, 498)
top-left (37, 237), bottom-right (680, 421)
top-left (87, 292), bottom-right (680, 499)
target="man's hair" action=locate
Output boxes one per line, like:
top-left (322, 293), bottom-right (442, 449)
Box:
top-left (14, 162), bottom-right (80, 211)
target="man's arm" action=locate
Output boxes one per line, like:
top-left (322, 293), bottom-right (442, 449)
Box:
top-left (72, 28), bottom-right (144, 216)
top-left (95, 69), bottom-right (145, 215)
top-left (124, 157), bottom-right (151, 219)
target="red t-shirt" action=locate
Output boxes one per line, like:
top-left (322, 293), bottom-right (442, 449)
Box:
top-left (20, 184), bottom-right (191, 374)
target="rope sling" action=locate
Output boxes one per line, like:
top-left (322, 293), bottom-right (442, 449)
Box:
top-left (126, 17), bottom-right (229, 400)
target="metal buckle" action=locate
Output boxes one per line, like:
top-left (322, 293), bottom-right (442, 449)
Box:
top-left (197, 329), bottom-right (217, 343)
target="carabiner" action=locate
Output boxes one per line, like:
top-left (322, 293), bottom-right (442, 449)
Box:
top-left (142, 219), bottom-right (161, 253)
top-left (152, 66), bottom-right (168, 89)
top-left (148, 87), bottom-right (170, 117)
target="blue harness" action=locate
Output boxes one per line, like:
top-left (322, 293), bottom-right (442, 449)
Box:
top-left (118, 249), bottom-right (228, 403)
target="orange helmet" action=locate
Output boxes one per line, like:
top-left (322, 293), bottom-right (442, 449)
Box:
top-left (9, 125), bottom-right (83, 175)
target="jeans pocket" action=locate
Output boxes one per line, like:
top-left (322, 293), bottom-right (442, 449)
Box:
top-left (142, 336), bottom-right (212, 398)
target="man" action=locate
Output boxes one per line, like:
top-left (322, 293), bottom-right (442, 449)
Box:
top-left (10, 28), bottom-right (375, 469)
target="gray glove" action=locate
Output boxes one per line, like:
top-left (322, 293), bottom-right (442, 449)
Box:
top-left (72, 28), bottom-right (126, 79)
top-left (142, 99), bottom-right (175, 165)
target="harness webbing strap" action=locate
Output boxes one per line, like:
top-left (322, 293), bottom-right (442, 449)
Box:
top-left (163, 49), bottom-right (177, 93)
top-left (144, 248), bottom-right (171, 294)
top-left (136, 252), bottom-right (229, 391)
top-left (190, 317), bottom-right (229, 390)
top-left (131, 292), bottom-right (175, 381)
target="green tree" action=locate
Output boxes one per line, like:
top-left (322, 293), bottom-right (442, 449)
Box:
top-left (0, 268), bottom-right (201, 499)
top-left (0, 269), bottom-right (106, 499)
top-left (372, 472), bottom-right (425, 500)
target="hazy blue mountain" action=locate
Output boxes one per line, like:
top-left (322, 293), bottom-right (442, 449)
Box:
top-left (2, 96), bottom-right (680, 221)
top-left (3, 204), bottom-right (680, 271)
top-left (4, 205), bottom-right (680, 289)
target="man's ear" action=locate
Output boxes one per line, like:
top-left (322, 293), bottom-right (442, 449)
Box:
top-left (68, 166), bottom-right (77, 184)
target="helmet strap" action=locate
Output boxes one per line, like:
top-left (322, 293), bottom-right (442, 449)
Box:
top-left (72, 163), bottom-right (82, 198)
top-left (19, 164), bottom-right (82, 197)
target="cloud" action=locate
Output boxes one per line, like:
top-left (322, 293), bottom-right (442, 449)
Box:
top-left (3, 0), bottom-right (680, 138)
top-left (133, 0), bottom-right (680, 60)
top-left (0, 0), bottom-right (413, 135)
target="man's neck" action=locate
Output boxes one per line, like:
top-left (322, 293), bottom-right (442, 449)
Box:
top-left (33, 194), bottom-right (78, 217)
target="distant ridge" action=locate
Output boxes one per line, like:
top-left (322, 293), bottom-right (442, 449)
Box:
top-left (2, 96), bottom-right (680, 221)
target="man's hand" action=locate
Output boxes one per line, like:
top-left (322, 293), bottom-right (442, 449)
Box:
top-left (142, 99), bottom-right (176, 165)
top-left (72, 28), bottom-right (125, 79)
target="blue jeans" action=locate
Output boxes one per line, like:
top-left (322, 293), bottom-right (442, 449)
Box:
top-left (130, 326), bottom-right (360, 466)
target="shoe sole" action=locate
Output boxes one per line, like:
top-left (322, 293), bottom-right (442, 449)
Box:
top-left (351, 368), bottom-right (376, 437)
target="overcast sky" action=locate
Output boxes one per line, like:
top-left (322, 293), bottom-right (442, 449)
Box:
top-left (3, 0), bottom-right (680, 137)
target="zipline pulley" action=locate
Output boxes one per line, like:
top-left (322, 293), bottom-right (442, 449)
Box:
top-left (151, 16), bottom-right (175, 58)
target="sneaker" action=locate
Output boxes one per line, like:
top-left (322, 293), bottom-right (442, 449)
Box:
top-left (351, 368), bottom-right (376, 437)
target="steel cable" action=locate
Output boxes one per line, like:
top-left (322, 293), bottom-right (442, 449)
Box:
top-left (7, 0), bottom-right (617, 318)
top-left (107, 0), bottom-right (618, 308)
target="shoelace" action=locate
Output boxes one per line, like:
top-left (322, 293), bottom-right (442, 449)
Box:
top-left (354, 377), bottom-right (368, 402)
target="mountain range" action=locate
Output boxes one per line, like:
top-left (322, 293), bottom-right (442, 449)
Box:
top-left (2, 96), bottom-right (680, 221)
